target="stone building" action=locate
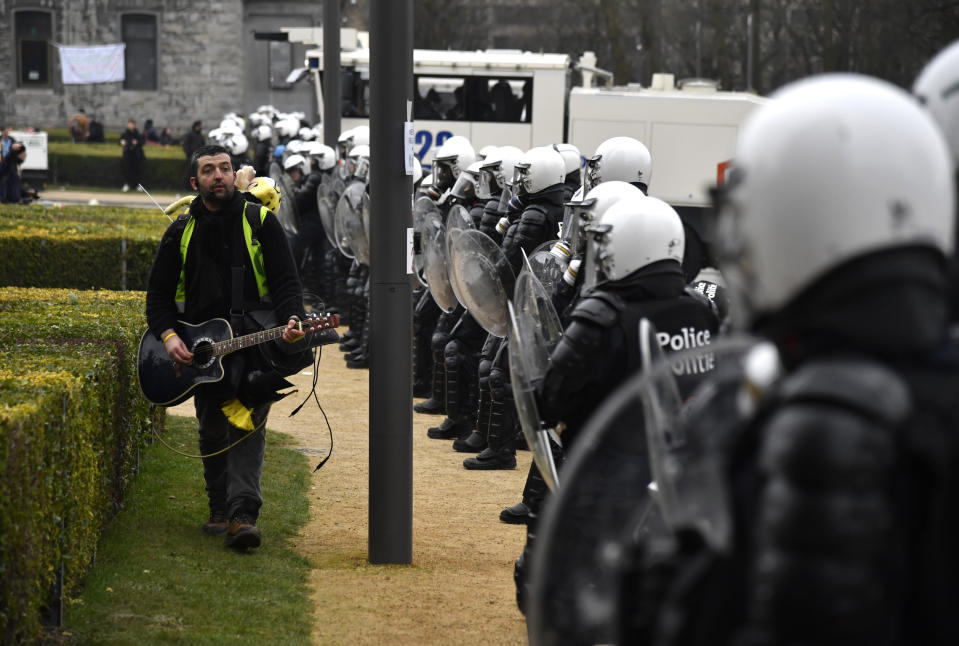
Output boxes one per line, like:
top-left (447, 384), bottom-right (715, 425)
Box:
top-left (0, 0), bottom-right (328, 134)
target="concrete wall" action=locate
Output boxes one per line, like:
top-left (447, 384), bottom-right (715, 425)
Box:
top-left (0, 0), bottom-right (322, 136)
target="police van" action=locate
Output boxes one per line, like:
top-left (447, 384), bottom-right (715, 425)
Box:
top-left (304, 39), bottom-right (766, 209)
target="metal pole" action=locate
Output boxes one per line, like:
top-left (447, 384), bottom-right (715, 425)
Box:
top-left (323, 0), bottom-right (341, 146)
top-left (746, 13), bottom-right (754, 92)
top-left (369, 0), bottom-right (413, 564)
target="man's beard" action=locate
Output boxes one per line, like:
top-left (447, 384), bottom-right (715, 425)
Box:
top-left (200, 182), bottom-right (235, 206)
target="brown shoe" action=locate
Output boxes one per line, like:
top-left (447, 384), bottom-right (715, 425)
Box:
top-left (225, 515), bottom-right (262, 549)
top-left (202, 510), bottom-right (229, 535)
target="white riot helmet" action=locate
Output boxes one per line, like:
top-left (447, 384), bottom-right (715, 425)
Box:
top-left (337, 128), bottom-right (356, 160)
top-left (717, 73), bottom-right (955, 325)
top-left (350, 125), bottom-right (370, 147)
top-left (451, 160), bottom-right (483, 203)
top-left (411, 155), bottom-right (424, 187)
top-left (288, 139), bottom-right (312, 155)
top-left (584, 136), bottom-right (653, 193)
top-left (348, 144), bottom-right (371, 181)
top-left (553, 143), bottom-right (582, 177)
top-left (416, 170), bottom-right (433, 198)
top-left (253, 124), bottom-right (272, 143)
top-left (478, 144), bottom-right (498, 161)
top-left (256, 105), bottom-right (278, 120)
top-left (513, 146), bottom-right (565, 196)
top-left (298, 126), bottom-right (315, 141)
top-left (432, 135), bottom-right (476, 192)
top-left (206, 127), bottom-right (225, 144)
top-left (585, 196), bottom-right (684, 282)
top-left (308, 142), bottom-right (337, 171)
top-left (283, 153), bottom-right (308, 175)
top-left (567, 181), bottom-right (645, 266)
top-left (221, 114), bottom-right (244, 131)
top-left (224, 132), bottom-right (249, 156)
top-left (276, 117), bottom-right (300, 139)
top-left (478, 145), bottom-right (523, 200)
top-left (914, 39), bottom-right (959, 166)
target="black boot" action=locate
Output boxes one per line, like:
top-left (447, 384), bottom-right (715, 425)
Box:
top-left (464, 347), bottom-right (516, 470)
top-left (427, 417), bottom-right (471, 440)
top-left (413, 344), bottom-right (446, 414)
top-left (412, 289), bottom-right (440, 399)
top-left (500, 462), bottom-right (551, 524)
top-left (456, 355), bottom-right (491, 452)
top-left (463, 399), bottom-right (517, 470)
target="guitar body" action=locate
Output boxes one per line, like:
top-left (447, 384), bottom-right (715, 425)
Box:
top-left (137, 318), bottom-right (233, 406)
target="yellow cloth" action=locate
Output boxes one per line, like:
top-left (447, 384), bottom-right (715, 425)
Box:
top-left (221, 398), bottom-right (255, 431)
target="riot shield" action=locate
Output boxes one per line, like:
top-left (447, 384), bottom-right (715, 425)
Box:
top-left (412, 197), bottom-right (441, 287)
top-left (339, 182), bottom-right (370, 265)
top-left (507, 290), bottom-right (561, 492)
top-left (524, 239), bottom-right (568, 297)
top-left (445, 204), bottom-right (475, 306)
top-left (333, 186), bottom-right (356, 259)
top-left (527, 335), bottom-right (772, 646)
top-left (422, 215), bottom-right (458, 312)
top-left (316, 181), bottom-right (338, 247)
top-left (449, 228), bottom-right (515, 337)
top-left (269, 163), bottom-right (299, 236)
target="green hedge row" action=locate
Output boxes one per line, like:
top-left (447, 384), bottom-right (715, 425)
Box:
top-left (0, 287), bottom-right (160, 644)
top-left (0, 204), bottom-right (169, 291)
top-left (46, 142), bottom-right (188, 192)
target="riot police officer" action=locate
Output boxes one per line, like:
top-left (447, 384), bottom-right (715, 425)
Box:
top-left (609, 74), bottom-right (959, 646)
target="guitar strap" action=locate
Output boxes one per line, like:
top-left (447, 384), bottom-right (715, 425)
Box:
top-left (230, 203), bottom-right (262, 332)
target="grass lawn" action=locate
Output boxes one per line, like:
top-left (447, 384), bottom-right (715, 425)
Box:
top-left (61, 415), bottom-right (314, 645)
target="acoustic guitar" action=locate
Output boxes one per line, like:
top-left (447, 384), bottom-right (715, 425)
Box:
top-left (137, 313), bottom-right (339, 406)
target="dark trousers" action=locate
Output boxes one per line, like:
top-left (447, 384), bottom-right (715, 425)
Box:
top-left (194, 388), bottom-right (270, 521)
top-left (123, 155), bottom-right (142, 187)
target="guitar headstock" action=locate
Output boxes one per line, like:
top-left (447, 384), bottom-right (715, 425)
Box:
top-left (302, 312), bottom-right (340, 333)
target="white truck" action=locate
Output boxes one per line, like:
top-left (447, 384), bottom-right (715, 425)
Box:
top-left (297, 31), bottom-right (767, 208)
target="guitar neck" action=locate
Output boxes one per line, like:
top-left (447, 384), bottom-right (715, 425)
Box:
top-left (212, 325), bottom-right (288, 357)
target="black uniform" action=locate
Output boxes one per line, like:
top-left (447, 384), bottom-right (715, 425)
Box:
top-left (621, 248), bottom-right (959, 646)
top-left (515, 258), bottom-right (719, 613)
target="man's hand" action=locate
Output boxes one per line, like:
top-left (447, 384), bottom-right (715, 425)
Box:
top-left (282, 318), bottom-right (306, 343)
top-left (235, 165), bottom-right (256, 191)
top-left (162, 328), bottom-right (194, 366)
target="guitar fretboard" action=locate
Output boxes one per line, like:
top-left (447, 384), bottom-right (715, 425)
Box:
top-left (212, 326), bottom-right (288, 357)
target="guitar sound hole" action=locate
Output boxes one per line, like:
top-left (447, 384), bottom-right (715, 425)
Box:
top-left (192, 340), bottom-right (216, 369)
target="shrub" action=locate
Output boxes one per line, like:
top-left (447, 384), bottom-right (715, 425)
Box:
top-left (0, 287), bottom-right (158, 644)
top-left (0, 205), bottom-right (168, 290)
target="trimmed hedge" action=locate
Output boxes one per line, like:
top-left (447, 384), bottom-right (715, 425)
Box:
top-left (47, 142), bottom-right (187, 192)
top-left (0, 204), bottom-right (169, 290)
top-left (0, 287), bottom-right (159, 644)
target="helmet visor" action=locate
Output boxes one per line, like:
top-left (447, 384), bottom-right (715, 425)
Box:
top-left (583, 155), bottom-right (603, 193)
top-left (432, 159), bottom-right (455, 191)
top-left (451, 171), bottom-right (477, 202)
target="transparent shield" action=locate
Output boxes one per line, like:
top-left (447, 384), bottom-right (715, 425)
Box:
top-left (508, 285), bottom-right (561, 491)
top-left (450, 229), bottom-right (515, 337)
top-left (340, 182), bottom-right (370, 265)
top-left (269, 164), bottom-right (299, 236)
top-left (423, 216), bottom-right (458, 312)
top-left (413, 197), bottom-right (442, 288)
top-left (525, 240), bottom-right (568, 298)
top-left (445, 204), bottom-right (475, 307)
top-left (528, 334), bottom-right (771, 646)
top-left (316, 181), bottom-right (338, 247)
top-left (333, 187), bottom-right (356, 258)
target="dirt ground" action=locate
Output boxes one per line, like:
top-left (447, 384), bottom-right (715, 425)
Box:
top-left (171, 330), bottom-right (532, 645)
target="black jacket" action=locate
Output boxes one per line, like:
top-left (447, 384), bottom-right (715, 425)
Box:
top-left (538, 260), bottom-right (719, 445)
top-left (145, 191), bottom-right (304, 340)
